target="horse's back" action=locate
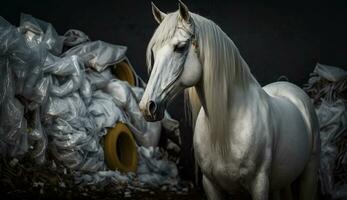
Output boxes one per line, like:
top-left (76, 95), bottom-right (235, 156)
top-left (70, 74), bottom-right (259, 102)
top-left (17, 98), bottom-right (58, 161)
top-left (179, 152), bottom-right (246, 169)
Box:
top-left (262, 81), bottom-right (320, 189)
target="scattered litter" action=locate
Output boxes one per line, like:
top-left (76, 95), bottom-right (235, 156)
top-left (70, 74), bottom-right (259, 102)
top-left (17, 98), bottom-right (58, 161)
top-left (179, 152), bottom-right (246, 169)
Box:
top-left (124, 190), bottom-right (132, 198)
top-left (0, 13), bottom-right (185, 197)
top-left (303, 63), bottom-right (347, 199)
top-left (9, 158), bottom-right (19, 167)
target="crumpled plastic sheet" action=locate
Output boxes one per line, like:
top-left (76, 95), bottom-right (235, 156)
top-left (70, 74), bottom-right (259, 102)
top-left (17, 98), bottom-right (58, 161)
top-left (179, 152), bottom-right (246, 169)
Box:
top-left (43, 91), bottom-right (113, 171)
top-left (88, 90), bottom-right (125, 132)
top-left (74, 170), bottom-right (134, 186)
top-left (63, 29), bottom-right (90, 47)
top-left (0, 16), bottom-right (47, 103)
top-left (79, 78), bottom-right (92, 106)
top-left (313, 63), bottom-right (347, 82)
top-left (62, 40), bottom-right (127, 72)
top-left (303, 63), bottom-right (347, 199)
top-left (0, 15), bottom-right (105, 170)
top-left (0, 17), bottom-right (31, 157)
top-left (19, 13), bottom-right (64, 55)
top-left (304, 63), bottom-right (347, 104)
top-left (137, 146), bottom-right (178, 186)
top-left (44, 55), bottom-right (84, 97)
top-left (89, 68), bottom-right (180, 148)
top-left (0, 14), bottom-right (182, 187)
top-left (104, 79), bottom-right (162, 147)
top-left (86, 67), bottom-right (114, 91)
top-left (28, 108), bottom-right (48, 164)
top-left (75, 146), bottom-right (179, 188)
top-left (0, 70), bottom-right (29, 156)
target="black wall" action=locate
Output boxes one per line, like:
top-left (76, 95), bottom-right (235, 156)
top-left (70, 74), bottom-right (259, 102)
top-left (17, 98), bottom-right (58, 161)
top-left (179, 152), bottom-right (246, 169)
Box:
top-left (1, 0), bottom-right (347, 181)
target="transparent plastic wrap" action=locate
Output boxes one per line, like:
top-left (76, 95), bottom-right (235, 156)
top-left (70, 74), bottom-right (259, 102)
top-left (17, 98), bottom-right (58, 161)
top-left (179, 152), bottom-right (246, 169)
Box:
top-left (27, 75), bottom-right (51, 110)
top-left (63, 29), bottom-right (90, 47)
top-left (44, 55), bottom-right (84, 97)
top-left (75, 170), bottom-right (132, 186)
top-left (44, 93), bottom-right (87, 121)
top-left (79, 78), bottom-right (92, 106)
top-left (28, 108), bottom-right (47, 164)
top-left (43, 93), bottom-right (105, 172)
top-left (317, 99), bottom-right (347, 199)
top-left (161, 111), bottom-right (181, 147)
top-left (62, 40), bottom-right (127, 72)
top-left (88, 90), bottom-right (123, 132)
top-left (19, 13), bottom-right (64, 55)
top-left (104, 79), bottom-right (162, 147)
top-left (303, 63), bottom-right (347, 199)
top-left (47, 122), bottom-right (105, 172)
top-left (0, 14), bottom-right (183, 188)
top-left (74, 147), bottom-right (180, 187)
top-left (39, 48), bottom-right (118, 172)
top-left (0, 59), bottom-right (28, 156)
top-left (304, 63), bottom-right (347, 104)
top-left (314, 63), bottom-right (347, 82)
top-left (0, 18), bottom-right (31, 157)
top-left (86, 67), bottom-right (113, 91)
top-left (137, 146), bottom-right (178, 186)
top-left (0, 51), bottom-right (11, 108)
top-left (0, 16), bottom-right (47, 99)
top-left (0, 96), bottom-right (28, 157)
top-left (0, 16), bottom-right (33, 57)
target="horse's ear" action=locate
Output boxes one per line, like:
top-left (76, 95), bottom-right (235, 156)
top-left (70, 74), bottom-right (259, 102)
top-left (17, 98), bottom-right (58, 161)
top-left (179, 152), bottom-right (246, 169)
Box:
top-left (178, 0), bottom-right (190, 22)
top-left (151, 2), bottom-right (166, 24)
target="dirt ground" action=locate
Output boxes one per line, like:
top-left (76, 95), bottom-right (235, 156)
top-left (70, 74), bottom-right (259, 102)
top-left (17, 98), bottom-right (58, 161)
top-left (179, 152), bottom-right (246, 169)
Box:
top-left (0, 157), bottom-right (333, 200)
top-left (0, 157), bottom-right (204, 200)
top-left (1, 187), bottom-right (205, 200)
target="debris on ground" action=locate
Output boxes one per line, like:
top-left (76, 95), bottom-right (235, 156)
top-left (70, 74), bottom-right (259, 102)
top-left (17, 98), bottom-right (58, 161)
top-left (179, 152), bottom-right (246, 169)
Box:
top-left (0, 13), bottom-right (193, 199)
top-left (303, 63), bottom-right (347, 200)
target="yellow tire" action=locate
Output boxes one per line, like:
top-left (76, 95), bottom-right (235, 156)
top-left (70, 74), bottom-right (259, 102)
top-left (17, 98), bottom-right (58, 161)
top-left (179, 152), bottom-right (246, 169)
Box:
top-left (104, 123), bottom-right (138, 172)
top-left (113, 60), bottom-right (136, 86)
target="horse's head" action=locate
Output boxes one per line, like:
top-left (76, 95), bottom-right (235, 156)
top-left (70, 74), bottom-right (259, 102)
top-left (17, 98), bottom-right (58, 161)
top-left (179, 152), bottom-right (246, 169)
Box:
top-left (139, 1), bottom-right (202, 121)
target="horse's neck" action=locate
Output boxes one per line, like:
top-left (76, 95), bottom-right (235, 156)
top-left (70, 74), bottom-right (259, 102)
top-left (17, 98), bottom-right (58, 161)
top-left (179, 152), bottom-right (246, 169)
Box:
top-left (195, 72), bottom-right (267, 142)
top-left (196, 73), bottom-right (263, 115)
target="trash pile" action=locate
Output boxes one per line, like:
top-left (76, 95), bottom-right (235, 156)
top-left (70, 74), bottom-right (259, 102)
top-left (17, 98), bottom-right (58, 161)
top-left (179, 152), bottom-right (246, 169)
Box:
top-left (303, 63), bottom-right (347, 199)
top-left (0, 13), bottom-right (188, 197)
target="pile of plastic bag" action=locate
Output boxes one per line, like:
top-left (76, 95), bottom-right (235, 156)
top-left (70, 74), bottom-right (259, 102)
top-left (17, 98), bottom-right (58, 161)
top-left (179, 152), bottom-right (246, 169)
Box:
top-left (303, 63), bottom-right (347, 199)
top-left (0, 13), bottom-right (183, 190)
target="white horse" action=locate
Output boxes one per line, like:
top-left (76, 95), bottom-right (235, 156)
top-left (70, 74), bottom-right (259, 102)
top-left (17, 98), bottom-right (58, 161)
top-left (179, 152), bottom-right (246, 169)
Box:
top-left (139, 2), bottom-right (320, 199)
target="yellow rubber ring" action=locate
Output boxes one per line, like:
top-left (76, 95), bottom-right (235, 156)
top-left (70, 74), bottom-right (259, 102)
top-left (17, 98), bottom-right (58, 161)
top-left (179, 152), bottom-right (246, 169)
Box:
top-left (113, 61), bottom-right (136, 86)
top-left (104, 122), bottom-right (138, 172)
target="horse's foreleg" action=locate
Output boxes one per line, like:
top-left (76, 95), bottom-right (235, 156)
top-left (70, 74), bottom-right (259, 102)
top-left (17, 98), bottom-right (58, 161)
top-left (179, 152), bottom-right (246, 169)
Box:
top-left (270, 186), bottom-right (293, 200)
top-left (250, 144), bottom-right (272, 200)
top-left (203, 175), bottom-right (224, 200)
top-left (280, 185), bottom-right (293, 200)
top-left (250, 172), bottom-right (270, 200)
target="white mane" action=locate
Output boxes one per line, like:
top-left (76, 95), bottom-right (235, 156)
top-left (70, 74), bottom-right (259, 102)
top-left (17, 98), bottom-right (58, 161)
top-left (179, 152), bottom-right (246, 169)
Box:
top-left (145, 8), bottom-right (320, 199)
top-left (147, 12), bottom-right (259, 150)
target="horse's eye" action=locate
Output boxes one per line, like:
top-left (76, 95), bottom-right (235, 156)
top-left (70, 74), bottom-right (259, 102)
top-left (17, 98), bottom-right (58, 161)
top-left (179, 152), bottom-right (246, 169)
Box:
top-left (151, 49), bottom-right (155, 68)
top-left (174, 43), bottom-right (187, 53)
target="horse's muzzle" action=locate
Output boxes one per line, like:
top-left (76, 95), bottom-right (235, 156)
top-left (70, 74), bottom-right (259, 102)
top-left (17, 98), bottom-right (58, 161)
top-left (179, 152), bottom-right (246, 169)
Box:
top-left (139, 100), bottom-right (164, 122)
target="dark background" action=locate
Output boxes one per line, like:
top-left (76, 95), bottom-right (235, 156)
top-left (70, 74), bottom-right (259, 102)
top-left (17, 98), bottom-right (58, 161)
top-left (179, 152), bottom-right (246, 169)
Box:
top-left (1, 0), bottom-right (346, 182)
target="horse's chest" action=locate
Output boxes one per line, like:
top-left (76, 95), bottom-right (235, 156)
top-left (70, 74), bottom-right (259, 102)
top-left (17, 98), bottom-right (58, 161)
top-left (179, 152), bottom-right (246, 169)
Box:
top-left (196, 146), bottom-right (250, 192)
top-left (193, 109), bottom-right (259, 193)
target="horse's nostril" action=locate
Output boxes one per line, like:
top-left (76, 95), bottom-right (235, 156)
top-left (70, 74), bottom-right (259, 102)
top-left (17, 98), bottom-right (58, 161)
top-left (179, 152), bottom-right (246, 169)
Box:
top-left (147, 100), bottom-right (157, 115)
